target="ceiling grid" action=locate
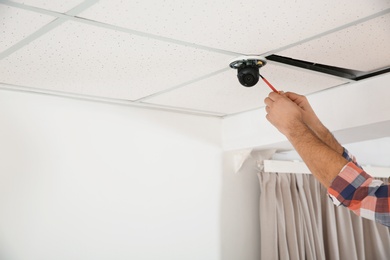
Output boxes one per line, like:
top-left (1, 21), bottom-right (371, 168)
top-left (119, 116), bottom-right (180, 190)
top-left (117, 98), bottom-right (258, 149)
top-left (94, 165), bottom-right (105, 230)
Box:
top-left (0, 0), bottom-right (389, 116)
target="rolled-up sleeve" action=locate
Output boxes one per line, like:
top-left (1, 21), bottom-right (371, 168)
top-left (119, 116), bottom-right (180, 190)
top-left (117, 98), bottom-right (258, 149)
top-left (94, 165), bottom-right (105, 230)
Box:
top-left (328, 162), bottom-right (390, 226)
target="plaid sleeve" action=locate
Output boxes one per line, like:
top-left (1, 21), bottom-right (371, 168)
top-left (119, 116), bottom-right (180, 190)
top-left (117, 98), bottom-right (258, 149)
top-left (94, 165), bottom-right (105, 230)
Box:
top-left (328, 162), bottom-right (390, 227)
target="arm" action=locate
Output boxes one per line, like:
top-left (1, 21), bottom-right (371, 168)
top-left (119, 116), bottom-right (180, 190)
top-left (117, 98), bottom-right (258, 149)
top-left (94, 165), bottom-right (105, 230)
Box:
top-left (286, 121), bottom-right (348, 188)
top-left (284, 92), bottom-right (362, 168)
top-left (264, 92), bottom-right (390, 226)
top-left (264, 92), bottom-right (347, 187)
top-left (283, 92), bottom-right (344, 155)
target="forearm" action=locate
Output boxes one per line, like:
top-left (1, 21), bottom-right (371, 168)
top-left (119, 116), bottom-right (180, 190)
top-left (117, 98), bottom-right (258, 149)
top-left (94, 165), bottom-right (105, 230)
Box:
top-left (305, 118), bottom-right (344, 155)
top-left (264, 92), bottom-right (348, 187)
top-left (286, 122), bottom-right (348, 188)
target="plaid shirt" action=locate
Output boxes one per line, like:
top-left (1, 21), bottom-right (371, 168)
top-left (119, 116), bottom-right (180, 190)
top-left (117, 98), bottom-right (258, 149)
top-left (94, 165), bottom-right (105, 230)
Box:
top-left (328, 148), bottom-right (390, 227)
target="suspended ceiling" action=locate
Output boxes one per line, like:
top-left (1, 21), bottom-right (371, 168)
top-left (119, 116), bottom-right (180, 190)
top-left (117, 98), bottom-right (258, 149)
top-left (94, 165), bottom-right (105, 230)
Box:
top-left (0, 0), bottom-right (389, 117)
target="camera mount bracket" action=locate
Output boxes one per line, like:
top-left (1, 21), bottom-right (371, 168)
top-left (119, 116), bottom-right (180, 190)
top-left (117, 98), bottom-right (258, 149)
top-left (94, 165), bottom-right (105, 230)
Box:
top-left (229, 55), bottom-right (267, 70)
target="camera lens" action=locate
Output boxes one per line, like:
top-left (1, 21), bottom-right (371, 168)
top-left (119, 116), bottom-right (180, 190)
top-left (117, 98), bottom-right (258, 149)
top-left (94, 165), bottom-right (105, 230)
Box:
top-left (244, 74), bottom-right (255, 84)
top-left (237, 66), bottom-right (259, 87)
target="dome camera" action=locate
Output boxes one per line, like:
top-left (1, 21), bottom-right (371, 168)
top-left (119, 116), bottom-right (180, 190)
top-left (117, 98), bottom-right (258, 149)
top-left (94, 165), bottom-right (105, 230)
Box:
top-left (237, 66), bottom-right (259, 87)
top-left (229, 56), bottom-right (267, 87)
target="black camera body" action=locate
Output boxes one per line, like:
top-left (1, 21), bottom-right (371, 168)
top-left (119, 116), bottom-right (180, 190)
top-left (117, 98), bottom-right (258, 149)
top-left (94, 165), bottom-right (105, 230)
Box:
top-left (229, 56), bottom-right (267, 87)
top-left (237, 66), bottom-right (259, 87)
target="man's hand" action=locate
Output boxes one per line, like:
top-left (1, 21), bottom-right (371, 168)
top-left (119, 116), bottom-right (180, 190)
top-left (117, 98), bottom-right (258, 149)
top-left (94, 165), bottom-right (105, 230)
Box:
top-left (264, 92), bottom-right (304, 137)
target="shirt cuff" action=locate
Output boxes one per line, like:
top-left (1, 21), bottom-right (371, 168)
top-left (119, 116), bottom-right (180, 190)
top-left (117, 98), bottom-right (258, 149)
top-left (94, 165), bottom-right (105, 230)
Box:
top-left (327, 162), bottom-right (367, 207)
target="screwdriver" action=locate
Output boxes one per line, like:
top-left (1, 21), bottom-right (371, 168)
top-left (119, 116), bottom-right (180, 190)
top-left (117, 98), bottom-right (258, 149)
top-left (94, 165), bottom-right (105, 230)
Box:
top-left (259, 74), bottom-right (279, 93)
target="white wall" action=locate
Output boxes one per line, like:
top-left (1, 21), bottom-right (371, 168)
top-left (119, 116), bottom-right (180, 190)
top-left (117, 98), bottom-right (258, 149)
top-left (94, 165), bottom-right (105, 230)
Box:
top-left (220, 151), bottom-right (262, 260)
top-left (272, 137), bottom-right (390, 168)
top-left (0, 89), bottom-right (223, 260)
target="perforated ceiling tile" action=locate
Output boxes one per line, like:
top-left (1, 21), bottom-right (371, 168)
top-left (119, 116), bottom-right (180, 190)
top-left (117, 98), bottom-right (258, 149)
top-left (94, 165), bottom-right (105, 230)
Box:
top-left (79, 0), bottom-right (390, 54)
top-left (0, 3), bottom-right (55, 53)
top-left (144, 64), bottom-right (348, 115)
top-left (277, 14), bottom-right (390, 71)
top-left (0, 20), bottom-right (232, 100)
top-left (9, 0), bottom-right (85, 13)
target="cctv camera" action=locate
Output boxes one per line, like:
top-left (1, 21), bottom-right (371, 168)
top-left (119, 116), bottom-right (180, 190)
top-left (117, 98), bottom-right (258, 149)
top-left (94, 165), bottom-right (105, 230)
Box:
top-left (237, 66), bottom-right (259, 87)
top-left (229, 56), bottom-right (267, 87)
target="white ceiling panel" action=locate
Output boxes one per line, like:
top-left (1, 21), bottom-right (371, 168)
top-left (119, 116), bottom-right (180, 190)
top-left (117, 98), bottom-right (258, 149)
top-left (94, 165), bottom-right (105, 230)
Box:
top-left (0, 20), bottom-right (232, 100)
top-left (0, 3), bottom-right (54, 53)
top-left (9, 0), bottom-right (85, 13)
top-left (0, 0), bottom-right (389, 117)
top-left (277, 14), bottom-right (390, 71)
top-left (79, 0), bottom-right (390, 54)
top-left (144, 64), bottom-right (348, 115)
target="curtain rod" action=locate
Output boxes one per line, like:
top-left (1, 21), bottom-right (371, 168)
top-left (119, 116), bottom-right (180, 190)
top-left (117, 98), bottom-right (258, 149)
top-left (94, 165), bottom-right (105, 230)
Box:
top-left (263, 160), bottom-right (390, 178)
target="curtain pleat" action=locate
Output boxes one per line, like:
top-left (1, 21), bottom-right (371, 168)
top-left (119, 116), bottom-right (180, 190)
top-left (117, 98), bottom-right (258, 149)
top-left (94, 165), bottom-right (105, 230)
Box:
top-left (258, 172), bottom-right (390, 260)
top-left (259, 172), bottom-right (278, 259)
top-left (289, 175), bottom-right (305, 260)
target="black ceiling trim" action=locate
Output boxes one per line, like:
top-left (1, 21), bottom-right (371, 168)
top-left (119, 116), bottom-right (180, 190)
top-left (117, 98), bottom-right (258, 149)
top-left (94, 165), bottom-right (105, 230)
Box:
top-left (354, 67), bottom-right (390, 81)
top-left (266, 54), bottom-right (389, 81)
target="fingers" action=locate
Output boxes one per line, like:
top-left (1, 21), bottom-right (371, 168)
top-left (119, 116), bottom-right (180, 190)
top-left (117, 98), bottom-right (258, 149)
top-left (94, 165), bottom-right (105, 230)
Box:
top-left (284, 92), bottom-right (305, 102)
top-left (265, 113), bottom-right (271, 122)
top-left (264, 97), bottom-right (273, 107)
top-left (264, 92), bottom-right (275, 106)
top-left (284, 91), bottom-right (297, 97)
top-left (268, 91), bottom-right (282, 101)
top-left (265, 105), bottom-right (270, 114)
top-left (264, 91), bottom-right (288, 108)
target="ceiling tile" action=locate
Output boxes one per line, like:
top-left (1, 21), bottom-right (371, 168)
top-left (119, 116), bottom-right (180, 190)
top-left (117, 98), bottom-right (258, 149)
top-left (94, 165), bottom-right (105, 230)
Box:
top-left (79, 0), bottom-right (390, 54)
top-left (9, 0), bottom-right (85, 13)
top-left (144, 63), bottom-right (348, 115)
top-left (0, 3), bottom-right (54, 53)
top-left (277, 14), bottom-right (390, 71)
top-left (0, 20), bottom-right (232, 100)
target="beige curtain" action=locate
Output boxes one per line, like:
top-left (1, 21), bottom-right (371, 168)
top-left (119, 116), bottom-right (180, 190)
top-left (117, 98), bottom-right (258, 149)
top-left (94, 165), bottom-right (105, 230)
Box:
top-left (258, 172), bottom-right (390, 260)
